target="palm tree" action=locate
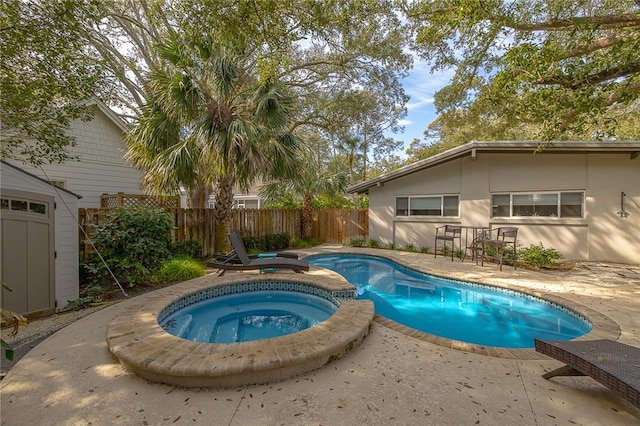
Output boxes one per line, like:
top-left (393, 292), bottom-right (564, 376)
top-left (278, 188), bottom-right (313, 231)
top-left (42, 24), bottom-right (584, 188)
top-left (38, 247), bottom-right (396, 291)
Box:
top-left (126, 36), bottom-right (300, 251)
top-left (260, 150), bottom-right (348, 240)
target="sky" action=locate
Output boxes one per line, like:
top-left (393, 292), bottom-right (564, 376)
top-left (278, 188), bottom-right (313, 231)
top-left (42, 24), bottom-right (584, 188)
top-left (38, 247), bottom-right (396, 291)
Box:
top-left (391, 59), bottom-right (455, 155)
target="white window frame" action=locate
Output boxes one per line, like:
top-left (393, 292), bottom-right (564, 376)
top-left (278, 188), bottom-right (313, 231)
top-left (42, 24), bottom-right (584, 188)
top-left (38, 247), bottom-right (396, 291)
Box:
top-left (491, 191), bottom-right (585, 218)
top-left (395, 195), bottom-right (460, 217)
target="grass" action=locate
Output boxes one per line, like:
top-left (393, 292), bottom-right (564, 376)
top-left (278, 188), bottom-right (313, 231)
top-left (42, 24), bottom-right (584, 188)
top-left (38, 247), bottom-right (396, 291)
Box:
top-left (153, 255), bottom-right (206, 284)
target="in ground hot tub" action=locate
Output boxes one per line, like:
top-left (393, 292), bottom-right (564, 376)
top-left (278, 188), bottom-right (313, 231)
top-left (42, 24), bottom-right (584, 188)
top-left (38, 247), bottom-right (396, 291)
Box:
top-left (160, 289), bottom-right (338, 343)
top-left (106, 273), bottom-right (374, 388)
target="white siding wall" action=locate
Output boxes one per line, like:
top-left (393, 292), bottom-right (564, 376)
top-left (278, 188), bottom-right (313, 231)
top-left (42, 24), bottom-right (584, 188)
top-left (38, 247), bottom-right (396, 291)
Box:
top-left (11, 105), bottom-right (144, 208)
top-left (1, 163), bottom-right (79, 309)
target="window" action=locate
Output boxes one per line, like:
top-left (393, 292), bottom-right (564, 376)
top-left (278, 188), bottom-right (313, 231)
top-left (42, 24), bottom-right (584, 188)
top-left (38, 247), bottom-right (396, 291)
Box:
top-left (29, 202), bottom-right (46, 214)
top-left (492, 191), bottom-right (585, 218)
top-left (396, 195), bottom-right (459, 217)
top-left (11, 200), bottom-right (28, 211)
top-left (560, 192), bottom-right (584, 217)
top-left (2, 198), bottom-right (47, 214)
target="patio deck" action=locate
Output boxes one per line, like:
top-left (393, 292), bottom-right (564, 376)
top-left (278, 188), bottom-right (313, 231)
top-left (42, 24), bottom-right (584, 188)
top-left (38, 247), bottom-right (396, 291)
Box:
top-left (1, 246), bottom-right (639, 425)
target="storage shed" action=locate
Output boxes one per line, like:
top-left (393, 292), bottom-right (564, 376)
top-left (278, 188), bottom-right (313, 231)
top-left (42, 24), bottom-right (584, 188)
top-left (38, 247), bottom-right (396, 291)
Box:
top-left (1, 161), bottom-right (81, 316)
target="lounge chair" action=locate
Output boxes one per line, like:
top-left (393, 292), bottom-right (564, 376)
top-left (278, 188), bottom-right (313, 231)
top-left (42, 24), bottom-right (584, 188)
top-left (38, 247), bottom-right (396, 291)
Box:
top-left (534, 338), bottom-right (640, 408)
top-left (214, 231), bottom-right (299, 264)
top-left (207, 232), bottom-right (309, 276)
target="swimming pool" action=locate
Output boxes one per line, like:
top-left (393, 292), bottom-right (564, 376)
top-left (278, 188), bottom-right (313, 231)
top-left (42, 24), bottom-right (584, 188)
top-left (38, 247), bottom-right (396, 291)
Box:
top-left (160, 290), bottom-right (337, 343)
top-left (306, 254), bottom-right (592, 348)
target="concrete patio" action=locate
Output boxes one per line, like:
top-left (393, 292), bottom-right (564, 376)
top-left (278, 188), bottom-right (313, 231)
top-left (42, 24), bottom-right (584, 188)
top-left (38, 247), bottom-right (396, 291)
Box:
top-left (1, 247), bottom-right (639, 425)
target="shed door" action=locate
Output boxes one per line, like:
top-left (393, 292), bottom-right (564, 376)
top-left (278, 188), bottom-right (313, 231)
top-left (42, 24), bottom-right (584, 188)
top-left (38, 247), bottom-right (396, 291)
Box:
top-left (1, 189), bottom-right (55, 317)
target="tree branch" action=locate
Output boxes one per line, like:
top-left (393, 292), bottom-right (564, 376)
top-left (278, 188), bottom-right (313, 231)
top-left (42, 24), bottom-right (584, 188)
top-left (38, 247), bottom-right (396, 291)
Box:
top-left (537, 63), bottom-right (640, 88)
top-left (511, 14), bottom-right (640, 32)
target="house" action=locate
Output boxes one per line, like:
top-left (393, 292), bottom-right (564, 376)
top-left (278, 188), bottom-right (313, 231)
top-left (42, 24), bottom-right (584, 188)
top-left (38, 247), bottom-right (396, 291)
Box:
top-left (205, 181), bottom-right (264, 209)
top-left (8, 99), bottom-right (146, 208)
top-left (348, 141), bottom-right (640, 264)
top-left (1, 161), bottom-right (80, 316)
top-left (1, 99), bottom-right (146, 315)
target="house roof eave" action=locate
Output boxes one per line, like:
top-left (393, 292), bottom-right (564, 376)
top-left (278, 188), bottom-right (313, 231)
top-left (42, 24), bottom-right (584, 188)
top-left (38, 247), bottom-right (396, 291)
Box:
top-left (347, 140), bottom-right (640, 194)
top-left (83, 98), bottom-right (130, 134)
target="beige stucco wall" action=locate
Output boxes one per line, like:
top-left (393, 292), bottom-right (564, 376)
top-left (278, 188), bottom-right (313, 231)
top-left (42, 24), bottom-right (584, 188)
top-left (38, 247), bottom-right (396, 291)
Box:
top-left (368, 151), bottom-right (639, 264)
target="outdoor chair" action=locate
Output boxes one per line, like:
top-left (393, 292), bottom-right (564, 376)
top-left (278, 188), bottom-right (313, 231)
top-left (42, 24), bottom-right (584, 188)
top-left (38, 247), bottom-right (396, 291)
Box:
top-left (434, 225), bottom-right (462, 261)
top-left (480, 226), bottom-right (518, 270)
top-left (214, 231), bottom-right (300, 265)
top-left (534, 338), bottom-right (640, 409)
top-left (207, 232), bottom-right (309, 276)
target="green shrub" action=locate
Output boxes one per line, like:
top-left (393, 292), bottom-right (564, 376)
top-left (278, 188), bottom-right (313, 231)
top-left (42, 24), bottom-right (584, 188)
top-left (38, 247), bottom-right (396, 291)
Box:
top-left (419, 246), bottom-right (431, 254)
top-left (350, 238), bottom-right (366, 247)
top-left (241, 232), bottom-right (292, 252)
top-left (366, 239), bottom-right (380, 248)
top-left (403, 243), bottom-right (417, 252)
top-left (83, 207), bottom-right (173, 287)
top-left (170, 240), bottom-right (202, 258)
top-left (153, 256), bottom-right (205, 283)
top-left (291, 237), bottom-right (322, 248)
top-left (518, 243), bottom-right (564, 269)
top-left (265, 232), bottom-right (291, 250)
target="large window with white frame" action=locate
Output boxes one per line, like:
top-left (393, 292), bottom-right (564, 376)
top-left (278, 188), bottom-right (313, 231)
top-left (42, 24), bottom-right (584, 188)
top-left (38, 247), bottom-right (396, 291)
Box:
top-left (395, 195), bottom-right (459, 217)
top-left (491, 191), bottom-right (584, 218)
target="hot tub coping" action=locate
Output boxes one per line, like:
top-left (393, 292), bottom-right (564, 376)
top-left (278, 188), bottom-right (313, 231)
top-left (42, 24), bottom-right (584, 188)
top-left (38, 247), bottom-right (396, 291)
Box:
top-left (106, 272), bottom-right (374, 388)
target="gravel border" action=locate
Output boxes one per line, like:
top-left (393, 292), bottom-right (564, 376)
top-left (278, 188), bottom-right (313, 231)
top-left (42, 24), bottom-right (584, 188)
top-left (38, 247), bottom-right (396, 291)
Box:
top-left (1, 304), bottom-right (111, 378)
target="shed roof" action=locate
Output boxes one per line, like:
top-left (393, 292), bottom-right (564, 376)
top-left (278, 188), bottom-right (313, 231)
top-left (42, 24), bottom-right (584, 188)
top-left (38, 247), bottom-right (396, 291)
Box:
top-left (348, 140), bottom-right (640, 194)
top-left (1, 160), bottom-right (82, 199)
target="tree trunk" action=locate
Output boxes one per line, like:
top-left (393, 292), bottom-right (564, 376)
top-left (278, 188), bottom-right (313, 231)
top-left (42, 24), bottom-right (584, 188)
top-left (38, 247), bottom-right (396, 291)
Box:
top-left (187, 183), bottom-right (211, 208)
top-left (213, 174), bottom-right (234, 252)
top-left (301, 192), bottom-right (314, 240)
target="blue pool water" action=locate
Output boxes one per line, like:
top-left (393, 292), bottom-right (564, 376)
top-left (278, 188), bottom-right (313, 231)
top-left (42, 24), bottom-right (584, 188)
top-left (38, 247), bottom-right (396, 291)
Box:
top-left (306, 254), bottom-right (591, 348)
top-left (160, 291), bottom-right (336, 343)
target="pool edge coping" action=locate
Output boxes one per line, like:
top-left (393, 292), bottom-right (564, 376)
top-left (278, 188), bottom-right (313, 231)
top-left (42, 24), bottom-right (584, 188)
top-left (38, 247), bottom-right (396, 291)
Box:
top-left (303, 250), bottom-right (621, 360)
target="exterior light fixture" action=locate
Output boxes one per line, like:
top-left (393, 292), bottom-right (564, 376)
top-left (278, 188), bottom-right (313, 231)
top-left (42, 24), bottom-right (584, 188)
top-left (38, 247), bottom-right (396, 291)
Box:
top-left (617, 192), bottom-right (629, 218)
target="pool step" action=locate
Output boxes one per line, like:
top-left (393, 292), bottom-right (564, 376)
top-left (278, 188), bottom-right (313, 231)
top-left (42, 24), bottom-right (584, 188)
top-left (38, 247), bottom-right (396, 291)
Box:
top-left (162, 313), bottom-right (193, 338)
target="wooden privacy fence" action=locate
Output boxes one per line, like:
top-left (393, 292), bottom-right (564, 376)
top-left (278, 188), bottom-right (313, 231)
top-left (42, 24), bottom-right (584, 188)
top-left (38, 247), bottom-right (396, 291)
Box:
top-left (78, 208), bottom-right (368, 258)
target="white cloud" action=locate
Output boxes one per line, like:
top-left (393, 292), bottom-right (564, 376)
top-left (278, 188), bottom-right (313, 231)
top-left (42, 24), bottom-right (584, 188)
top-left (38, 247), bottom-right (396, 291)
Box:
top-left (406, 97), bottom-right (434, 111)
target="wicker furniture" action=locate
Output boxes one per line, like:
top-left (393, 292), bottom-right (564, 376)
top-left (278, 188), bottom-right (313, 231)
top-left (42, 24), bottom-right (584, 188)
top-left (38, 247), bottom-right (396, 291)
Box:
top-left (534, 338), bottom-right (640, 409)
top-left (215, 231), bottom-right (300, 264)
top-left (207, 232), bottom-right (309, 276)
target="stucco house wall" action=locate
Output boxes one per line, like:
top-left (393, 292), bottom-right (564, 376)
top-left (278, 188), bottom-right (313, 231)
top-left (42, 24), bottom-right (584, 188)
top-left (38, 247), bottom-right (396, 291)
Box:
top-left (10, 100), bottom-right (144, 208)
top-left (352, 141), bottom-right (640, 264)
top-left (1, 161), bottom-right (80, 311)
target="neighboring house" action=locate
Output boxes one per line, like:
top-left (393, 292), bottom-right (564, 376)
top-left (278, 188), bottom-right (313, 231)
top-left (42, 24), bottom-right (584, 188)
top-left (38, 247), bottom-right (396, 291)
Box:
top-left (231, 180), bottom-right (263, 209)
top-left (1, 161), bottom-right (80, 316)
top-left (1, 99), bottom-right (147, 315)
top-left (205, 181), bottom-right (263, 209)
top-left (7, 99), bottom-right (145, 208)
top-left (348, 141), bottom-right (640, 264)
